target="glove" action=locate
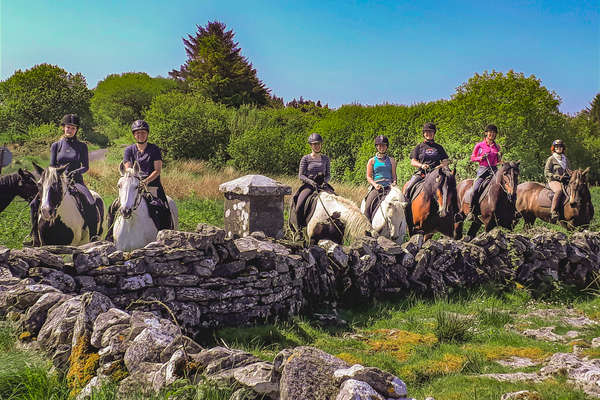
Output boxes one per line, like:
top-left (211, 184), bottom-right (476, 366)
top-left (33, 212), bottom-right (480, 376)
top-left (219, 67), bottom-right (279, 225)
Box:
top-left (421, 163), bottom-right (431, 171)
top-left (308, 180), bottom-right (318, 189)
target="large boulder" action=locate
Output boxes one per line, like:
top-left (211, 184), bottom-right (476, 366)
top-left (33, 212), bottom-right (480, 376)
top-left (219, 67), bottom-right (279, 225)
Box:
top-left (334, 364), bottom-right (408, 399)
top-left (278, 346), bottom-right (349, 400)
top-left (90, 308), bottom-right (131, 348)
top-left (37, 296), bottom-right (83, 368)
top-left (123, 314), bottom-right (179, 373)
top-left (21, 292), bottom-right (71, 336)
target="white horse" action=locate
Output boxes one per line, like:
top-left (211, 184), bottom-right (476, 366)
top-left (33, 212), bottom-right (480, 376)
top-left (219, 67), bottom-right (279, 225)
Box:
top-left (361, 185), bottom-right (408, 242)
top-left (33, 163), bottom-right (105, 246)
top-left (114, 162), bottom-right (178, 251)
top-left (307, 191), bottom-right (377, 244)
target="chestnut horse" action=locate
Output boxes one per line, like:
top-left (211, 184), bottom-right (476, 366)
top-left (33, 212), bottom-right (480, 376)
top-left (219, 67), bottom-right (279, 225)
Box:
top-left (402, 165), bottom-right (459, 239)
top-left (455, 161), bottom-right (520, 239)
top-left (516, 167), bottom-right (594, 230)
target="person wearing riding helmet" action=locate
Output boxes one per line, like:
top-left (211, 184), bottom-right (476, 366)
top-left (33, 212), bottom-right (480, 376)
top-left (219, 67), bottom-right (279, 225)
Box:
top-left (27, 114), bottom-right (98, 245)
top-left (403, 122), bottom-right (449, 196)
top-left (465, 124), bottom-right (502, 220)
top-left (364, 135), bottom-right (397, 221)
top-left (291, 133), bottom-right (334, 228)
top-left (105, 120), bottom-right (171, 240)
top-left (544, 139), bottom-right (571, 222)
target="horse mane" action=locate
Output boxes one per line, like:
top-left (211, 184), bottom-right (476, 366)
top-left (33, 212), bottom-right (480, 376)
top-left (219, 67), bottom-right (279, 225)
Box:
top-left (320, 192), bottom-right (374, 240)
top-left (0, 172), bottom-right (20, 189)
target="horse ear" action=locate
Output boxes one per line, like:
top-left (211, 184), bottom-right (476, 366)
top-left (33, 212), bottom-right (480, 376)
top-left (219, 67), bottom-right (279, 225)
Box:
top-left (583, 167), bottom-right (590, 176)
top-left (133, 161), bottom-right (141, 176)
top-left (32, 162), bottom-right (44, 178)
top-left (57, 164), bottom-right (69, 175)
top-left (119, 161), bottom-right (126, 176)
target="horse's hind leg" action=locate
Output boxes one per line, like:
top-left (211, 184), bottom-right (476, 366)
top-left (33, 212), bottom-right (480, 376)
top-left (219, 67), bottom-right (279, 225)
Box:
top-left (454, 221), bottom-right (464, 240)
top-left (467, 220), bottom-right (482, 238)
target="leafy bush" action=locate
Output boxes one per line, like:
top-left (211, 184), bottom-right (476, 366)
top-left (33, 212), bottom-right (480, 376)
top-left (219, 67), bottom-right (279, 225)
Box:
top-left (145, 92), bottom-right (231, 163)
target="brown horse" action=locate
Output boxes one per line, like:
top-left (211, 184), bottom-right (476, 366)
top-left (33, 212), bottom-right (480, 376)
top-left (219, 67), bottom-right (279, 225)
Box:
top-left (403, 165), bottom-right (459, 239)
top-left (455, 161), bottom-right (520, 239)
top-left (516, 167), bottom-right (594, 230)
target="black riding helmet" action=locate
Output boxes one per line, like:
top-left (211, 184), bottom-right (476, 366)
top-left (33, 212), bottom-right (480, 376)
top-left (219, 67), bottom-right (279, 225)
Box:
top-left (60, 114), bottom-right (80, 127)
top-left (551, 139), bottom-right (565, 153)
top-left (374, 135), bottom-right (389, 146)
top-left (308, 133), bottom-right (323, 144)
top-left (131, 119), bottom-right (150, 133)
top-left (422, 122), bottom-right (436, 132)
top-left (485, 124), bottom-right (498, 133)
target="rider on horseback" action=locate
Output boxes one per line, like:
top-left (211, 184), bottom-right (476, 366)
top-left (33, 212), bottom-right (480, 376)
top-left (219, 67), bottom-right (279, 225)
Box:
top-left (290, 133), bottom-right (334, 230)
top-left (364, 135), bottom-right (397, 221)
top-left (106, 120), bottom-right (172, 240)
top-left (545, 139), bottom-right (571, 222)
top-left (28, 114), bottom-right (98, 245)
top-left (403, 122), bottom-right (449, 197)
top-left (465, 124), bottom-right (502, 221)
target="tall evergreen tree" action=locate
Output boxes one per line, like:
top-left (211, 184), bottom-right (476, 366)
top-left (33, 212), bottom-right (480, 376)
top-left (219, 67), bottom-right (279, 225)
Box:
top-left (588, 93), bottom-right (600, 124)
top-left (170, 21), bottom-right (270, 108)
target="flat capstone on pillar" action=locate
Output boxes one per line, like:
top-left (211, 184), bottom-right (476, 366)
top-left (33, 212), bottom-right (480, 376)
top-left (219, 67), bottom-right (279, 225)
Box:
top-left (219, 175), bottom-right (292, 239)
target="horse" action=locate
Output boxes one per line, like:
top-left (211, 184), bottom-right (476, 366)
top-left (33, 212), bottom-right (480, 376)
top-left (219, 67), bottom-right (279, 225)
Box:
top-left (306, 191), bottom-right (377, 245)
top-left (360, 185), bottom-right (408, 242)
top-left (455, 161), bottom-right (520, 239)
top-left (0, 169), bottom-right (38, 214)
top-left (516, 167), bottom-right (594, 230)
top-left (402, 164), bottom-right (459, 239)
top-left (113, 161), bottom-right (178, 251)
top-left (32, 163), bottom-right (105, 246)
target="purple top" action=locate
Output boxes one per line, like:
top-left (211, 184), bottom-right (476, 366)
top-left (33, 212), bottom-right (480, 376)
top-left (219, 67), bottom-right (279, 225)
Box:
top-left (124, 143), bottom-right (162, 187)
top-left (470, 140), bottom-right (501, 167)
top-left (50, 137), bottom-right (89, 183)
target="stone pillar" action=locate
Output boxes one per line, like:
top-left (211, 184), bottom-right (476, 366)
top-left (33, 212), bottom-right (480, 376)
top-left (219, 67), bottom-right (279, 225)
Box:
top-left (219, 175), bottom-right (292, 239)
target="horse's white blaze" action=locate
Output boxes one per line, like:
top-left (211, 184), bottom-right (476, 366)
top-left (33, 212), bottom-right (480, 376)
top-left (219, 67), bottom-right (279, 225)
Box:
top-left (307, 192), bottom-right (374, 242)
top-left (114, 166), bottom-right (178, 251)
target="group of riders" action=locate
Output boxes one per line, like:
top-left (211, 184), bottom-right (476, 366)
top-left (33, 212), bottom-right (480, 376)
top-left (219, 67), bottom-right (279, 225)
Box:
top-left (26, 115), bottom-right (573, 245)
top-left (27, 114), bottom-right (171, 246)
top-left (292, 122), bottom-right (573, 231)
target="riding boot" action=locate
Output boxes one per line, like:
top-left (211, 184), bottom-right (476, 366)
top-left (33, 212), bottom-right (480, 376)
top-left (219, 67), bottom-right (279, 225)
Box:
top-left (105, 198), bottom-right (120, 242)
top-left (550, 190), bottom-right (562, 223)
top-left (82, 199), bottom-right (99, 241)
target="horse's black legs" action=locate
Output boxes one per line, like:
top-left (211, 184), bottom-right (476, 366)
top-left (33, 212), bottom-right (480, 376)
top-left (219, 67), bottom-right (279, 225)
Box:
top-left (27, 195), bottom-right (41, 247)
top-left (105, 198), bottom-right (120, 242)
top-left (467, 219), bottom-right (482, 238)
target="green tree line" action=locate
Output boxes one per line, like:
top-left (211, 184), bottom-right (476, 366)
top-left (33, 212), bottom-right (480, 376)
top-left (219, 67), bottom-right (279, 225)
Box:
top-left (1, 21), bottom-right (599, 184)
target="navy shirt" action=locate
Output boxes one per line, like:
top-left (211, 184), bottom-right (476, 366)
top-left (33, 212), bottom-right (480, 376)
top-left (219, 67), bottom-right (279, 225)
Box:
top-left (50, 137), bottom-right (89, 183)
top-left (123, 143), bottom-right (162, 187)
top-left (410, 141), bottom-right (449, 169)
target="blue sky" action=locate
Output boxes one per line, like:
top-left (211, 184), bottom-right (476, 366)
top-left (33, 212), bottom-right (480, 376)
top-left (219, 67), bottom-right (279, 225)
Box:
top-left (1, 0), bottom-right (598, 113)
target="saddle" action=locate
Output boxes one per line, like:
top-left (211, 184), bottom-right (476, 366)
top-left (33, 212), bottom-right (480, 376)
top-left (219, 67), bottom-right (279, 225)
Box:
top-left (363, 186), bottom-right (391, 222)
top-left (406, 179), bottom-right (425, 202)
top-left (463, 175), bottom-right (493, 205)
top-left (143, 192), bottom-right (173, 231)
top-left (289, 183), bottom-right (334, 230)
top-left (67, 182), bottom-right (101, 237)
top-left (537, 184), bottom-right (568, 209)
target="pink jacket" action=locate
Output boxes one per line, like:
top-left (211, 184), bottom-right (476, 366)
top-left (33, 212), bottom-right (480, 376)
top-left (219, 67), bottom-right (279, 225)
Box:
top-left (470, 140), bottom-right (501, 167)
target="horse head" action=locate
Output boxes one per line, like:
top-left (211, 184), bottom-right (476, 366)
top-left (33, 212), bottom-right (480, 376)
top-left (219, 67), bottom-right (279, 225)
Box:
top-left (118, 161), bottom-right (142, 219)
top-left (428, 164), bottom-right (457, 218)
top-left (16, 168), bottom-right (38, 201)
top-left (381, 185), bottom-right (408, 241)
top-left (35, 163), bottom-right (69, 221)
top-left (497, 161), bottom-right (520, 202)
top-left (567, 167), bottom-right (590, 207)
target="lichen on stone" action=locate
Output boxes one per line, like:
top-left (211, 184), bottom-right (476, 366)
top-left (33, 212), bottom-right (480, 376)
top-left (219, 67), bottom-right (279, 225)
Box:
top-left (66, 333), bottom-right (99, 398)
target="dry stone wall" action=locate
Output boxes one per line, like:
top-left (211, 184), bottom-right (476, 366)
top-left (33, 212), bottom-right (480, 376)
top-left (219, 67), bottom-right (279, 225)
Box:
top-left (2, 225), bottom-right (600, 332)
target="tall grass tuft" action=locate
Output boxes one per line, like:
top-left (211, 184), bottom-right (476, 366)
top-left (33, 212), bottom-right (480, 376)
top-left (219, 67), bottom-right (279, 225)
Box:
top-left (434, 311), bottom-right (474, 343)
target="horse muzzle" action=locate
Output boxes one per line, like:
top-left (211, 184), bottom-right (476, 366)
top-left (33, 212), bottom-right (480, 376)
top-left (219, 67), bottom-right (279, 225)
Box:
top-left (120, 207), bottom-right (133, 219)
top-left (40, 206), bottom-right (55, 220)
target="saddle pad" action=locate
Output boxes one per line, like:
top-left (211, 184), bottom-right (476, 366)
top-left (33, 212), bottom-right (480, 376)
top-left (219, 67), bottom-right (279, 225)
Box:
top-left (364, 186), bottom-right (391, 221)
top-left (463, 175), bottom-right (493, 205)
top-left (144, 194), bottom-right (173, 230)
top-left (408, 180), bottom-right (424, 202)
top-left (537, 188), bottom-right (554, 209)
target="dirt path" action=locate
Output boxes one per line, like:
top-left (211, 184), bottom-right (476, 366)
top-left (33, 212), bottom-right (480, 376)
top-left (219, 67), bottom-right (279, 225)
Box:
top-left (89, 148), bottom-right (108, 162)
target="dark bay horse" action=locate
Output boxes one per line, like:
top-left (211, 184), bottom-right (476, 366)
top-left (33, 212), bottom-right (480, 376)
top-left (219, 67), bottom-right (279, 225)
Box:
top-left (33, 163), bottom-right (105, 245)
top-left (516, 167), bottom-right (594, 230)
top-left (0, 169), bottom-right (38, 213)
top-left (455, 161), bottom-right (520, 239)
top-left (402, 165), bottom-right (459, 239)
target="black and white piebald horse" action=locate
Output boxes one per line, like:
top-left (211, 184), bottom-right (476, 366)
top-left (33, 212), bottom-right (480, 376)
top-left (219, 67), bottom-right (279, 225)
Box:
top-left (0, 169), bottom-right (38, 213)
top-left (33, 163), bottom-right (105, 245)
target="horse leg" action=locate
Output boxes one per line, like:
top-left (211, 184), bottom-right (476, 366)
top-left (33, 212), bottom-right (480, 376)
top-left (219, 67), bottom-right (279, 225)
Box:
top-left (454, 220), bottom-right (464, 240)
top-left (105, 198), bottom-right (120, 241)
top-left (467, 219), bottom-right (482, 238)
top-left (523, 213), bottom-right (536, 228)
